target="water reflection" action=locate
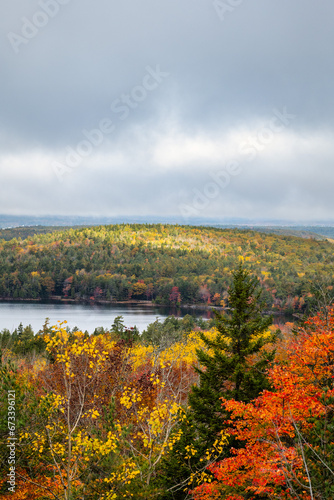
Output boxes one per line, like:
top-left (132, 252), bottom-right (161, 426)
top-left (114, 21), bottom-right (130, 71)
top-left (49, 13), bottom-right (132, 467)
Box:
top-left (0, 301), bottom-right (291, 334)
top-left (0, 301), bottom-right (213, 334)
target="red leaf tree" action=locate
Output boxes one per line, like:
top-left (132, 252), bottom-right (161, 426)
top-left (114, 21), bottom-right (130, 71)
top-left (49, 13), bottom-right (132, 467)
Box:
top-left (192, 308), bottom-right (334, 500)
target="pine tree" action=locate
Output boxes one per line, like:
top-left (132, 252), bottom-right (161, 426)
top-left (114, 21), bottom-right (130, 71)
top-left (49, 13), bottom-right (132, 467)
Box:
top-left (160, 263), bottom-right (277, 499)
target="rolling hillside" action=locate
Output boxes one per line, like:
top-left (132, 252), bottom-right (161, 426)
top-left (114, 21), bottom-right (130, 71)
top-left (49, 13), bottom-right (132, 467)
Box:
top-left (0, 224), bottom-right (333, 314)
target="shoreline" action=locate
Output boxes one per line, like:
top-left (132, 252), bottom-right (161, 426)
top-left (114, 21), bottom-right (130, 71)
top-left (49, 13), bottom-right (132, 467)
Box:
top-left (0, 296), bottom-right (288, 317)
top-left (0, 296), bottom-right (221, 311)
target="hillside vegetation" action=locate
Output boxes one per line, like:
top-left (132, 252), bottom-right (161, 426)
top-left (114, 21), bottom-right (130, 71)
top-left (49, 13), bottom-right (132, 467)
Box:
top-left (0, 224), bottom-right (333, 314)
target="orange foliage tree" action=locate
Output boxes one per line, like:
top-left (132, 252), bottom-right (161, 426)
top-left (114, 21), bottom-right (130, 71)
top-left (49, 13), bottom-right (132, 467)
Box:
top-left (192, 308), bottom-right (334, 500)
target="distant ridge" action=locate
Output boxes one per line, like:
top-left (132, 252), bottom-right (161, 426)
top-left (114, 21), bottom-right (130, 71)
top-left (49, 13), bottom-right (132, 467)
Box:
top-left (1, 214), bottom-right (334, 228)
top-left (1, 215), bottom-right (334, 240)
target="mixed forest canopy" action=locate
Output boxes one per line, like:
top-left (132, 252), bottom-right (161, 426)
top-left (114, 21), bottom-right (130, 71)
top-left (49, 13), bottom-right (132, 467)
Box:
top-left (0, 224), bottom-right (333, 314)
top-left (1, 264), bottom-right (333, 499)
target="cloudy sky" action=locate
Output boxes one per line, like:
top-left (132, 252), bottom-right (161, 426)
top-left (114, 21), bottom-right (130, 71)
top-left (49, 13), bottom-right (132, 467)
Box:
top-left (1, 0), bottom-right (334, 222)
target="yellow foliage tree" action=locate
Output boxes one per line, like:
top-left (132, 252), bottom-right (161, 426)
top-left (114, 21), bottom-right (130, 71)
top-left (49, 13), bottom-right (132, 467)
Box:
top-left (20, 324), bottom-right (120, 500)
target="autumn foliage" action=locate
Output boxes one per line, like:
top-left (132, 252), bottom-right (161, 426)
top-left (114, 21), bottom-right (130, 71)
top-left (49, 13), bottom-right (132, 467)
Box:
top-left (1, 224), bottom-right (333, 314)
top-left (0, 321), bottom-right (213, 499)
top-left (2, 304), bottom-right (334, 498)
top-left (192, 308), bottom-right (334, 500)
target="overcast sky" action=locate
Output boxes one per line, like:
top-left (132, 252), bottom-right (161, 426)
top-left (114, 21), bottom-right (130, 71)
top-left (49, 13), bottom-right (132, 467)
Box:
top-left (1, 0), bottom-right (334, 222)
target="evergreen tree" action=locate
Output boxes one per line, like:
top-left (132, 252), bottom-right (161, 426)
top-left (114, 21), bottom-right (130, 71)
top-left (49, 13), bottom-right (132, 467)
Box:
top-left (160, 263), bottom-right (277, 499)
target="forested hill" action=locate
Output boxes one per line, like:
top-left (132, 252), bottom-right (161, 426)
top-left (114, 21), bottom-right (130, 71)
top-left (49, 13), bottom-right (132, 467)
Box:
top-left (0, 224), bottom-right (333, 314)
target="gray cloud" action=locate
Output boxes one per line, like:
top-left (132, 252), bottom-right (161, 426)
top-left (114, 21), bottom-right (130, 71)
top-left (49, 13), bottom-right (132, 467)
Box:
top-left (1, 0), bottom-right (334, 220)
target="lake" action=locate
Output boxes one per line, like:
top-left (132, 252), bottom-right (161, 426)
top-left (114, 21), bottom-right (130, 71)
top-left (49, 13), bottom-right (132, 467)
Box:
top-left (0, 301), bottom-right (213, 334)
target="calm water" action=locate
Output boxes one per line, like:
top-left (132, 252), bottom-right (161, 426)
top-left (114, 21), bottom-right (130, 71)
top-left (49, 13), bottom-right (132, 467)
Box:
top-left (0, 302), bottom-right (213, 334)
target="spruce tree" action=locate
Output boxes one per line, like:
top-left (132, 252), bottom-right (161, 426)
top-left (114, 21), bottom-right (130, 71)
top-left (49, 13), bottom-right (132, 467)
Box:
top-left (160, 263), bottom-right (277, 499)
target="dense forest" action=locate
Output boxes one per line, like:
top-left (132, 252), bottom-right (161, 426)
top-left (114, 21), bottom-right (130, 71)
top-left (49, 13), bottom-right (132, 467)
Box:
top-left (0, 265), bottom-right (333, 499)
top-left (0, 224), bottom-right (334, 314)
